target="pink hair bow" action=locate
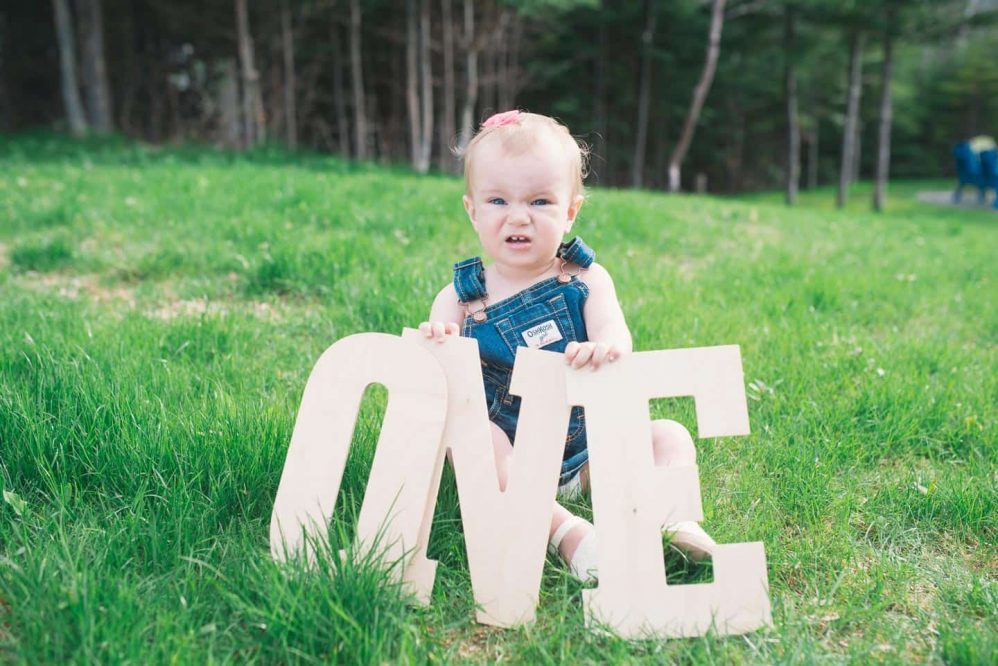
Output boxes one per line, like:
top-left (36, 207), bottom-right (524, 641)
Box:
top-left (481, 110), bottom-right (521, 129)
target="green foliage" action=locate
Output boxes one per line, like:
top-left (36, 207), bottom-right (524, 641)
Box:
top-left (0, 136), bottom-right (995, 662)
top-left (9, 235), bottom-right (74, 272)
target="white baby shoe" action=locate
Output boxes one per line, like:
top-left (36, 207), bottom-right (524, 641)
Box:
top-left (664, 520), bottom-right (716, 561)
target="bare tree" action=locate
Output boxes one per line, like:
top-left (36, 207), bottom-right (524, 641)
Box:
top-left (851, 116), bottom-right (862, 182)
top-left (330, 8), bottom-right (350, 156)
top-left (235, 0), bottom-right (265, 147)
top-left (592, 0), bottom-right (609, 183)
top-left (873, 15), bottom-right (894, 211)
top-left (631, 0), bottom-right (656, 189)
top-left (418, 0), bottom-right (434, 171)
top-left (457, 0), bottom-right (478, 156)
top-left (496, 10), bottom-right (521, 110)
top-left (837, 29), bottom-right (864, 208)
top-left (217, 59), bottom-right (242, 148)
top-left (439, 0), bottom-right (457, 172)
top-left (784, 3), bottom-right (800, 204)
top-left (406, 0), bottom-right (433, 172)
top-left (957, 0), bottom-right (981, 49)
top-left (281, 0), bottom-right (297, 149)
top-left (806, 126), bottom-right (819, 190)
top-left (51, 0), bottom-right (87, 136)
top-left (77, 0), bottom-right (113, 132)
top-left (349, 0), bottom-right (368, 158)
top-left (667, 0), bottom-right (727, 192)
top-left (406, 0), bottom-right (420, 167)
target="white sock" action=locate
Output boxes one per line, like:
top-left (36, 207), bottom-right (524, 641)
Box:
top-left (548, 516), bottom-right (598, 583)
top-left (567, 528), bottom-right (599, 582)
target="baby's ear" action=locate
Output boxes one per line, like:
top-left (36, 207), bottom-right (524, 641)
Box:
top-left (566, 195), bottom-right (585, 226)
top-left (463, 194), bottom-right (477, 227)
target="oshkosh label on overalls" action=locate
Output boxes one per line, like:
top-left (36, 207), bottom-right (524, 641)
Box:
top-left (521, 320), bottom-right (563, 348)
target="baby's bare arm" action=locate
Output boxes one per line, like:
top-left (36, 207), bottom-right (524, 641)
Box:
top-left (567, 263), bottom-right (633, 369)
top-left (419, 283), bottom-right (464, 341)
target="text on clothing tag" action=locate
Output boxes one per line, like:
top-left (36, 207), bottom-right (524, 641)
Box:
top-left (521, 320), bottom-right (563, 348)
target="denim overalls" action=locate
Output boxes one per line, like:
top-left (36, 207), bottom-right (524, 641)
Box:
top-left (453, 236), bottom-right (595, 485)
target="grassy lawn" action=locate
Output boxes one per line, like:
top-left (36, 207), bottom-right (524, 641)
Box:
top-left (0, 134), bottom-right (995, 664)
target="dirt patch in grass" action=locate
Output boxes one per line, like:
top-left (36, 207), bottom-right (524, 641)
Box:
top-left (439, 624), bottom-right (503, 661)
top-left (738, 222), bottom-right (783, 243)
top-left (22, 271), bottom-right (137, 306)
top-left (20, 271), bottom-right (284, 322)
top-left (146, 297), bottom-right (283, 322)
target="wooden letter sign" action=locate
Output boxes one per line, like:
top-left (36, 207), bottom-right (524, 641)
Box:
top-left (270, 329), bottom-right (771, 638)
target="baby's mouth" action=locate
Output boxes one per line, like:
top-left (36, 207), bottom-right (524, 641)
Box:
top-left (506, 234), bottom-right (531, 245)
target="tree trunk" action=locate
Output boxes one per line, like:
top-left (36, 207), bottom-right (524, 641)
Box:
top-left (667, 0), bottom-right (726, 192)
top-left (77, 0), bottom-right (113, 132)
top-left (457, 0), bottom-right (478, 156)
top-left (593, 1), bottom-right (608, 183)
top-left (235, 0), bottom-right (265, 147)
top-left (217, 59), bottom-right (241, 148)
top-left (406, 0), bottom-right (420, 167)
top-left (957, 0), bottom-right (980, 50)
top-left (51, 0), bottom-right (88, 136)
top-left (439, 0), bottom-right (457, 172)
top-left (631, 0), bottom-right (656, 189)
top-left (807, 126), bottom-right (819, 190)
top-left (349, 0), bottom-right (368, 159)
top-left (281, 0), bottom-right (297, 149)
top-left (480, 7), bottom-right (496, 115)
top-left (837, 30), bottom-right (863, 208)
top-left (784, 4), bottom-right (800, 205)
top-left (330, 11), bottom-right (350, 156)
top-left (873, 26), bottom-right (894, 212)
top-left (505, 13), bottom-right (522, 109)
top-left (417, 0), bottom-right (434, 172)
top-left (725, 91), bottom-right (745, 193)
top-left (852, 118), bottom-right (862, 182)
top-left (496, 11), bottom-right (509, 111)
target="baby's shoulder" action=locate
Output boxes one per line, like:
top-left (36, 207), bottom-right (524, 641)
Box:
top-left (578, 261), bottom-right (615, 291)
top-left (428, 281), bottom-right (465, 324)
top-left (433, 281), bottom-right (460, 304)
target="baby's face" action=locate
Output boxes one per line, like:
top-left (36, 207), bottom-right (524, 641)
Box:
top-left (463, 136), bottom-right (582, 274)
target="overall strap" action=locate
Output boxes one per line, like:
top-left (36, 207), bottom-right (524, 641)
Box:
top-left (558, 236), bottom-right (596, 269)
top-left (453, 257), bottom-right (488, 303)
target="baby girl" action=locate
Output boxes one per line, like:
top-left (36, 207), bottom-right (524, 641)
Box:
top-left (419, 111), bottom-right (713, 581)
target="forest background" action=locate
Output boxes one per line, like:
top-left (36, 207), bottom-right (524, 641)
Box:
top-left (4, 0), bottom-right (998, 203)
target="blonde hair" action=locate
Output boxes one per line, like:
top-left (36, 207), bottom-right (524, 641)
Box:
top-left (461, 111), bottom-right (589, 199)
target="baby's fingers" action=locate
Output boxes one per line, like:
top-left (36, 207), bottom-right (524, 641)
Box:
top-left (565, 341), bottom-right (581, 364)
top-left (571, 344), bottom-right (595, 369)
top-left (444, 322), bottom-right (460, 336)
top-left (431, 322), bottom-right (447, 340)
top-left (590, 343), bottom-right (609, 369)
top-left (418, 322), bottom-right (433, 337)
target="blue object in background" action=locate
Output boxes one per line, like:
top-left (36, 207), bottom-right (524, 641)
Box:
top-left (953, 141), bottom-right (998, 209)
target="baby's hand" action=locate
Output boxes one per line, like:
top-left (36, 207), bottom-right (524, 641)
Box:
top-left (418, 321), bottom-right (460, 343)
top-left (565, 341), bottom-right (622, 370)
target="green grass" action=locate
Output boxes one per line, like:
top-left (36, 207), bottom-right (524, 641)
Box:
top-left (0, 133), bottom-right (995, 664)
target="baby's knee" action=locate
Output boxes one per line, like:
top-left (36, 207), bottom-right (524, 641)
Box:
top-left (490, 422), bottom-right (513, 490)
top-left (651, 419), bottom-right (696, 466)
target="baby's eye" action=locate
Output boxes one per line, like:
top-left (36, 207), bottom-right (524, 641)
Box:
top-left (531, 198), bottom-right (551, 206)
top-left (488, 197), bottom-right (507, 205)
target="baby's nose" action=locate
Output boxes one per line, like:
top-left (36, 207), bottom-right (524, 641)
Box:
top-left (508, 204), bottom-right (530, 222)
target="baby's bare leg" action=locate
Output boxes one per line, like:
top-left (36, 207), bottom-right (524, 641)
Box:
top-left (650, 418), bottom-right (715, 559)
top-left (489, 422), bottom-right (590, 560)
top-left (571, 419), bottom-right (694, 495)
top-left (651, 418), bottom-right (697, 466)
